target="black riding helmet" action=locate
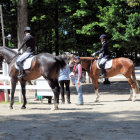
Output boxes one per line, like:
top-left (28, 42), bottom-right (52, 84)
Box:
top-left (99, 34), bottom-right (106, 39)
top-left (24, 26), bottom-right (31, 33)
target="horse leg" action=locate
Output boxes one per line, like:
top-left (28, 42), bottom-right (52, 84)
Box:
top-left (127, 78), bottom-right (136, 102)
top-left (47, 78), bottom-right (60, 110)
top-left (128, 88), bottom-right (133, 101)
top-left (9, 78), bottom-right (17, 109)
top-left (20, 80), bottom-right (27, 109)
top-left (92, 78), bottom-right (100, 102)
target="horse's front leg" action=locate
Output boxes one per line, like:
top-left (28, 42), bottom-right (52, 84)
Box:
top-left (20, 80), bottom-right (27, 109)
top-left (9, 78), bottom-right (17, 109)
top-left (92, 78), bottom-right (100, 102)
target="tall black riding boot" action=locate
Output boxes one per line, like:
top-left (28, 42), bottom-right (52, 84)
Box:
top-left (100, 64), bottom-right (106, 78)
top-left (17, 61), bottom-right (25, 78)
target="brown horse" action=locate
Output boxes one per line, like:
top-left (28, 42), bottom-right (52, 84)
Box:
top-left (69, 56), bottom-right (139, 102)
top-left (0, 46), bottom-right (66, 110)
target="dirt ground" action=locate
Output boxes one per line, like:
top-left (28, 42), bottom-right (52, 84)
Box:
top-left (0, 80), bottom-right (140, 140)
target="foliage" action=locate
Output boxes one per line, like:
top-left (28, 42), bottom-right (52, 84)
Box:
top-left (127, 0), bottom-right (140, 7)
top-left (0, 0), bottom-right (140, 61)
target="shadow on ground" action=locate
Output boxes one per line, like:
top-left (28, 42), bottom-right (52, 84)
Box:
top-left (70, 81), bottom-right (140, 95)
top-left (0, 110), bottom-right (140, 140)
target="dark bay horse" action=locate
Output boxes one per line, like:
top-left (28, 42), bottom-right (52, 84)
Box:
top-left (69, 56), bottom-right (139, 102)
top-left (0, 46), bottom-right (66, 110)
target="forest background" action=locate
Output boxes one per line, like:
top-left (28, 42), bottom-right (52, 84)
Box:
top-left (0, 0), bottom-right (140, 63)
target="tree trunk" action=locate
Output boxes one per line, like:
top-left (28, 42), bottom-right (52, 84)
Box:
top-left (17, 0), bottom-right (28, 49)
top-left (54, 0), bottom-right (59, 55)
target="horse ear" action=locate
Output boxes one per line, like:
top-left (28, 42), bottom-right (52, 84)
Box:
top-left (70, 54), bottom-right (74, 59)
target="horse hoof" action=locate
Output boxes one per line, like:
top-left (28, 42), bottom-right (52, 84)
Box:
top-left (21, 106), bottom-right (26, 109)
top-left (9, 106), bottom-right (13, 110)
top-left (128, 98), bottom-right (132, 101)
top-left (51, 104), bottom-right (59, 111)
top-left (94, 100), bottom-right (99, 103)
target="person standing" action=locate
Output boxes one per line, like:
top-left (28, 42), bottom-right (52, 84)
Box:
top-left (16, 26), bottom-right (35, 78)
top-left (58, 56), bottom-right (71, 104)
top-left (73, 56), bottom-right (84, 105)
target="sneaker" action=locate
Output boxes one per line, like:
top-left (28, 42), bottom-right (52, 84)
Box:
top-left (67, 101), bottom-right (71, 104)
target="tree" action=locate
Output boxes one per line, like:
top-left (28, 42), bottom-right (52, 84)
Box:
top-left (127, 0), bottom-right (140, 7)
top-left (97, 0), bottom-right (140, 59)
top-left (17, 0), bottom-right (28, 49)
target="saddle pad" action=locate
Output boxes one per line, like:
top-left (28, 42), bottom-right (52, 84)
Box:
top-left (97, 59), bottom-right (113, 69)
top-left (15, 56), bottom-right (35, 70)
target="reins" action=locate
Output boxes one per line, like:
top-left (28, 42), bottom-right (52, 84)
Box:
top-left (10, 53), bottom-right (20, 63)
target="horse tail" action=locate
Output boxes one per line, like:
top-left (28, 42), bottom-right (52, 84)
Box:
top-left (132, 69), bottom-right (140, 94)
top-left (55, 56), bottom-right (66, 69)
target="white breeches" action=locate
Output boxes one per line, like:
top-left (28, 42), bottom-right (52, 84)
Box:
top-left (17, 52), bottom-right (31, 62)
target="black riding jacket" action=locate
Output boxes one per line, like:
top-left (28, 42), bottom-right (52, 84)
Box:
top-left (18, 34), bottom-right (35, 53)
top-left (95, 41), bottom-right (111, 58)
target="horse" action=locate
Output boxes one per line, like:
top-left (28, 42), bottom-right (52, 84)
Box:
top-left (69, 56), bottom-right (139, 102)
top-left (0, 46), bottom-right (66, 110)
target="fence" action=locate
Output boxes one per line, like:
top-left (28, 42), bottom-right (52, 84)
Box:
top-left (0, 61), bottom-right (53, 103)
top-left (1, 60), bottom-right (140, 103)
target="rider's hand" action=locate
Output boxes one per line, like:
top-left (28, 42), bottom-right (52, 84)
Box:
top-left (92, 52), bottom-right (96, 57)
top-left (18, 51), bottom-right (21, 55)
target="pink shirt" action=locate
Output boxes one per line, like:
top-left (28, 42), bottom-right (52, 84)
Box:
top-left (77, 64), bottom-right (82, 78)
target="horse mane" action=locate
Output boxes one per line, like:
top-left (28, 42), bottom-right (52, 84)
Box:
top-left (3, 46), bottom-right (17, 55)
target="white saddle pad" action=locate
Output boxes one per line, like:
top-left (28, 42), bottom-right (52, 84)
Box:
top-left (97, 59), bottom-right (113, 69)
top-left (15, 56), bottom-right (35, 70)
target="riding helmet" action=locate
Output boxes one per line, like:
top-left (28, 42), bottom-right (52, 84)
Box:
top-left (24, 26), bottom-right (31, 32)
top-left (74, 56), bottom-right (80, 60)
top-left (99, 34), bottom-right (106, 39)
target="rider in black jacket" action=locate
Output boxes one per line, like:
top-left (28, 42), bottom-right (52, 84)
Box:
top-left (94, 34), bottom-right (111, 78)
top-left (16, 26), bottom-right (35, 78)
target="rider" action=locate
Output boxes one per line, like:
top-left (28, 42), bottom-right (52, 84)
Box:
top-left (94, 34), bottom-right (111, 78)
top-left (16, 26), bottom-right (35, 78)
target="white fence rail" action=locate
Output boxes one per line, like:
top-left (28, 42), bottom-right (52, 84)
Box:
top-left (0, 76), bottom-right (53, 103)
top-left (1, 62), bottom-right (140, 103)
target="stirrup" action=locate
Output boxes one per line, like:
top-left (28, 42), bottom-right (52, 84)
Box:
top-left (100, 74), bottom-right (106, 78)
top-left (17, 73), bottom-right (25, 78)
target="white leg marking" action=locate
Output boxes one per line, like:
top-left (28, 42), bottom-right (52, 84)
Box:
top-left (132, 88), bottom-right (136, 102)
top-left (95, 89), bottom-right (100, 102)
top-left (51, 104), bottom-right (59, 110)
top-left (128, 89), bottom-right (133, 101)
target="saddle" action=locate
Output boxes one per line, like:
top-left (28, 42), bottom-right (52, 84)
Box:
top-left (15, 55), bottom-right (35, 70)
top-left (97, 58), bottom-right (113, 69)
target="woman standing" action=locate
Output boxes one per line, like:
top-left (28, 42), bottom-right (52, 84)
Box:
top-left (73, 56), bottom-right (84, 105)
top-left (58, 56), bottom-right (71, 104)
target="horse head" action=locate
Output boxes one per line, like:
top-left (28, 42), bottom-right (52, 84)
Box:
top-left (0, 46), bottom-right (17, 64)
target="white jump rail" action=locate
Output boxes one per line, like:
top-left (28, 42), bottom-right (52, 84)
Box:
top-left (1, 67), bottom-right (140, 103)
top-left (0, 76), bottom-right (53, 103)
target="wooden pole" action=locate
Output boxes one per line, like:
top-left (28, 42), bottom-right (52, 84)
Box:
top-left (0, 5), bottom-right (5, 47)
